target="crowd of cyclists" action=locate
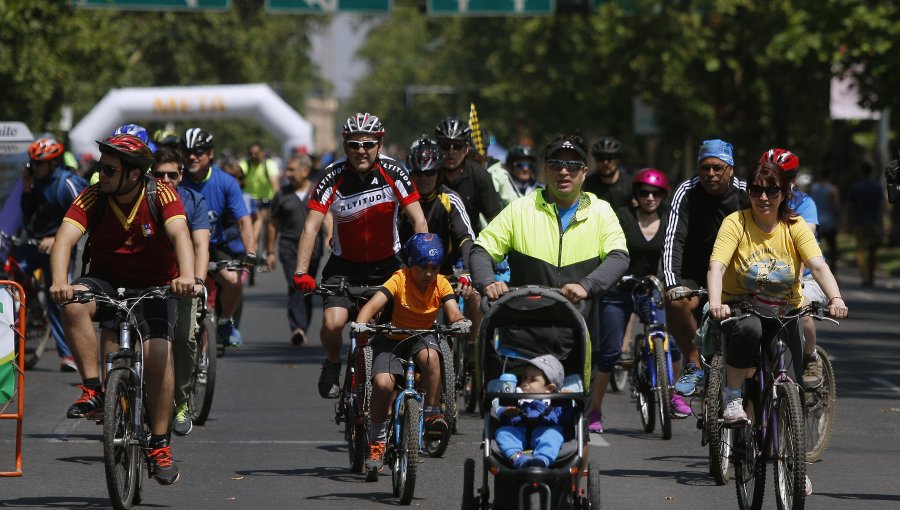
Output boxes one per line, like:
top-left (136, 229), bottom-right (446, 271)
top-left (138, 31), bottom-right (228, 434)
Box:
top-left (3, 110), bottom-right (854, 499)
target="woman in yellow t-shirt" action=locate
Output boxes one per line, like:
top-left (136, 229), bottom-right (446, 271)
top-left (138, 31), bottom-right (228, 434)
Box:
top-left (707, 162), bottom-right (847, 425)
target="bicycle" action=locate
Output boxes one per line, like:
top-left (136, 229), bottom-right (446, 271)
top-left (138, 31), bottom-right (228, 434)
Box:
top-left (206, 258), bottom-right (255, 357)
top-left (722, 302), bottom-right (839, 510)
top-left (0, 233), bottom-right (50, 370)
top-left (623, 274), bottom-right (675, 440)
top-left (310, 278), bottom-right (377, 474)
top-left (62, 286), bottom-right (171, 510)
top-left (804, 344), bottom-right (836, 463)
top-left (356, 322), bottom-right (466, 505)
top-left (188, 283), bottom-right (217, 426)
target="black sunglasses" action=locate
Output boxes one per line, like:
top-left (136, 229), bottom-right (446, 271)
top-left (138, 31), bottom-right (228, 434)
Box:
top-left (638, 189), bottom-right (664, 198)
top-left (153, 171), bottom-right (180, 180)
top-left (546, 159), bottom-right (586, 173)
top-left (594, 155), bottom-right (616, 162)
top-left (514, 161), bottom-right (535, 170)
top-left (92, 161), bottom-right (122, 177)
top-left (412, 170), bottom-right (439, 178)
top-left (699, 163), bottom-right (728, 174)
top-left (183, 148), bottom-right (207, 158)
top-left (438, 140), bottom-right (466, 152)
top-left (748, 184), bottom-right (782, 198)
top-left (346, 140), bottom-right (379, 150)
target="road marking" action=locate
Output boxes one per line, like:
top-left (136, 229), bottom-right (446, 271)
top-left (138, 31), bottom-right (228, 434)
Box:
top-left (589, 435), bottom-right (609, 447)
top-left (870, 377), bottom-right (900, 395)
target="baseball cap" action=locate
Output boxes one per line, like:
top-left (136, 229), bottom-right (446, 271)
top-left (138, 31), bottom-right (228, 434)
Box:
top-left (524, 355), bottom-right (564, 389)
top-left (545, 135), bottom-right (588, 163)
top-left (697, 139), bottom-right (734, 166)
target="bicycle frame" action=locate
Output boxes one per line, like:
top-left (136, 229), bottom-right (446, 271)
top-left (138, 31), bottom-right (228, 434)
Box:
top-left (390, 352), bottom-right (425, 450)
top-left (633, 286), bottom-right (673, 393)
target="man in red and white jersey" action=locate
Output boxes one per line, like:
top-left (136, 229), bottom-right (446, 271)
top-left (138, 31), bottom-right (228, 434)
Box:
top-left (293, 113), bottom-right (427, 399)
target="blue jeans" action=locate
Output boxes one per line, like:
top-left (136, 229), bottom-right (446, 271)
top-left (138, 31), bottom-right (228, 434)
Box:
top-left (595, 287), bottom-right (680, 373)
top-left (15, 245), bottom-right (73, 358)
top-left (496, 424), bottom-right (564, 465)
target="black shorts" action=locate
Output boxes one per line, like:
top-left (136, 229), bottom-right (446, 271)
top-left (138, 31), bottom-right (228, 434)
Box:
top-left (371, 334), bottom-right (440, 377)
top-left (321, 255), bottom-right (402, 312)
top-left (211, 246), bottom-right (243, 265)
top-left (73, 276), bottom-right (177, 342)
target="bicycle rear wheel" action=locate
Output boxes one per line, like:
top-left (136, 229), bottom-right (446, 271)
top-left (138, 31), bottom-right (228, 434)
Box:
top-left (634, 340), bottom-right (656, 434)
top-left (189, 316), bottom-right (218, 425)
top-left (393, 397), bottom-right (421, 505)
top-left (705, 353), bottom-right (731, 484)
top-left (775, 384), bottom-right (806, 510)
top-left (653, 339), bottom-right (673, 440)
top-left (439, 337), bottom-right (458, 437)
top-left (103, 369), bottom-right (142, 510)
top-left (347, 345), bottom-right (373, 473)
top-left (734, 423), bottom-right (765, 510)
top-left (805, 345), bottom-right (836, 463)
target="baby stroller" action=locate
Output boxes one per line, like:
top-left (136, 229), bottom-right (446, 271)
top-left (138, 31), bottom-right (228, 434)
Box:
top-left (462, 287), bottom-right (599, 510)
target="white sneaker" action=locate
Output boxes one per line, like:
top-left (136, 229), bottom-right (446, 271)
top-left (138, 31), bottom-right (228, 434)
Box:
top-left (805, 475), bottom-right (812, 496)
top-left (723, 398), bottom-right (748, 425)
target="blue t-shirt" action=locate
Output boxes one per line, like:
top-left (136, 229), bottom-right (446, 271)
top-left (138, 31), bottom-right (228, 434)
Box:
top-left (557, 201), bottom-right (579, 232)
top-left (180, 165), bottom-right (248, 247)
top-left (177, 187), bottom-right (210, 232)
top-left (789, 190), bottom-right (818, 226)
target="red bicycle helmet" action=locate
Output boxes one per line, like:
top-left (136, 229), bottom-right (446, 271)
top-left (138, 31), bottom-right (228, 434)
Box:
top-left (96, 134), bottom-right (154, 170)
top-left (28, 138), bottom-right (65, 162)
top-left (759, 148), bottom-right (799, 179)
top-left (632, 167), bottom-right (670, 193)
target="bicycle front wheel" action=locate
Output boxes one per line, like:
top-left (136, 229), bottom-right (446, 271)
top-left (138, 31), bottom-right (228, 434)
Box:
top-left (103, 369), bottom-right (142, 510)
top-left (705, 353), bottom-right (731, 484)
top-left (734, 423), bottom-right (765, 510)
top-left (634, 340), bottom-right (656, 434)
top-left (189, 316), bottom-right (218, 425)
top-left (805, 345), bottom-right (836, 463)
top-left (653, 338), bottom-right (673, 440)
top-left (393, 397), bottom-right (421, 505)
top-left (439, 337), bottom-right (458, 438)
top-left (775, 384), bottom-right (806, 510)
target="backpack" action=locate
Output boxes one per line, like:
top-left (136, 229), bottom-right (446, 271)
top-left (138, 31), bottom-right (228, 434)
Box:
top-left (80, 175), bottom-right (163, 276)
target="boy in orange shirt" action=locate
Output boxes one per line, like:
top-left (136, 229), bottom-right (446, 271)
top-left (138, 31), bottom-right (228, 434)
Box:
top-left (353, 233), bottom-right (470, 480)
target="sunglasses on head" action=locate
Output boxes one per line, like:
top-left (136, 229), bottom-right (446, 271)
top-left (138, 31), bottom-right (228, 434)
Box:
top-left (346, 140), bottom-right (379, 150)
top-left (638, 189), bottom-right (664, 198)
top-left (513, 161), bottom-right (535, 170)
top-left (92, 161), bottom-right (122, 177)
top-left (748, 184), bottom-right (782, 198)
top-left (438, 140), bottom-right (466, 152)
top-left (546, 159), bottom-right (586, 173)
top-left (699, 163), bottom-right (728, 174)
top-left (153, 170), bottom-right (180, 180)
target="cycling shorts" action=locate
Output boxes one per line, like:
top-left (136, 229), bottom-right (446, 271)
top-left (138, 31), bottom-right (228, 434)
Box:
top-left (371, 333), bottom-right (440, 377)
top-left (73, 276), bottom-right (177, 342)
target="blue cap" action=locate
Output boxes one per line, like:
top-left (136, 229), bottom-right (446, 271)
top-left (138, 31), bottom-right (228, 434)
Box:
top-left (697, 139), bottom-right (734, 166)
top-left (404, 233), bottom-right (444, 267)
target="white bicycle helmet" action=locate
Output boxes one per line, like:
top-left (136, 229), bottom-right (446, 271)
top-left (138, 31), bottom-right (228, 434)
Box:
top-left (342, 113), bottom-right (385, 138)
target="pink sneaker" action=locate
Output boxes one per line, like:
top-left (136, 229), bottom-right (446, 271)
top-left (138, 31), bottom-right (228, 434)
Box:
top-left (588, 410), bottom-right (603, 433)
top-left (671, 394), bottom-right (692, 418)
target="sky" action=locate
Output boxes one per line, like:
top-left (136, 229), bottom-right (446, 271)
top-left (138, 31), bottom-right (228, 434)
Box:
top-left (309, 13), bottom-right (382, 99)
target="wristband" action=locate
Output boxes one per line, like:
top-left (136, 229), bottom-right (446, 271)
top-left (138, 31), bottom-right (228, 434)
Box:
top-left (828, 296), bottom-right (844, 304)
top-left (295, 271), bottom-right (307, 277)
top-left (194, 277), bottom-right (204, 285)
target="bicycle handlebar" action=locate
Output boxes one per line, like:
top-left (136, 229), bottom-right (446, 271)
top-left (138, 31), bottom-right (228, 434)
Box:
top-left (356, 322), bottom-right (469, 337)
top-left (0, 232), bottom-right (41, 247)
top-left (61, 286), bottom-right (170, 306)
top-left (669, 287), bottom-right (709, 301)
top-left (720, 301), bottom-right (840, 326)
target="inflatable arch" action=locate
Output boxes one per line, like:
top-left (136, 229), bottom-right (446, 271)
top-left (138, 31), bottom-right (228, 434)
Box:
top-left (69, 83), bottom-right (314, 160)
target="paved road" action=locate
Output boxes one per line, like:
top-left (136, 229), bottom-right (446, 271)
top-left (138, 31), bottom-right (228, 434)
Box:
top-left (1, 268), bottom-right (899, 509)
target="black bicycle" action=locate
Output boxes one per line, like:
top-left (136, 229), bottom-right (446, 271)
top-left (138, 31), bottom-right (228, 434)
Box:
top-left (62, 286), bottom-right (170, 510)
top-left (188, 284), bottom-right (217, 426)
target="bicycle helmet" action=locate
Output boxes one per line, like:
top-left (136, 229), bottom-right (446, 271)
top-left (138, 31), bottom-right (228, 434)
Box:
top-left (28, 137), bottom-right (65, 162)
top-left (404, 233), bottom-right (444, 267)
top-left (96, 134), bottom-right (154, 171)
top-left (506, 144), bottom-right (537, 165)
top-left (154, 129), bottom-right (180, 148)
top-left (341, 113), bottom-right (385, 138)
top-left (406, 136), bottom-right (444, 173)
top-left (181, 128), bottom-right (215, 151)
top-left (591, 136), bottom-right (623, 157)
top-left (759, 148), bottom-right (799, 179)
top-left (434, 117), bottom-right (471, 141)
top-left (632, 168), bottom-right (670, 193)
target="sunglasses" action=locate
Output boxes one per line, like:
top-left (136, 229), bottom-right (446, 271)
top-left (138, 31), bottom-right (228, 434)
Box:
top-left (346, 140), bottom-right (379, 150)
top-left (153, 171), bottom-right (180, 180)
top-left (546, 159), bottom-right (586, 173)
top-left (699, 163), bottom-right (728, 174)
top-left (92, 161), bottom-right (122, 177)
top-left (513, 161), bottom-right (535, 171)
top-left (412, 170), bottom-right (439, 178)
top-left (748, 184), bottom-right (782, 198)
top-left (438, 141), bottom-right (466, 152)
top-left (183, 148), bottom-right (207, 158)
top-left (594, 155), bottom-right (616, 162)
top-left (638, 189), bottom-right (664, 198)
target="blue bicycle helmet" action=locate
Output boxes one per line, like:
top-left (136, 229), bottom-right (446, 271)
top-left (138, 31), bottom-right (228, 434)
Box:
top-left (404, 233), bottom-right (444, 267)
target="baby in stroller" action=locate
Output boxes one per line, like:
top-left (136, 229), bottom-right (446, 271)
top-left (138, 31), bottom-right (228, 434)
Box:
top-left (493, 355), bottom-right (573, 469)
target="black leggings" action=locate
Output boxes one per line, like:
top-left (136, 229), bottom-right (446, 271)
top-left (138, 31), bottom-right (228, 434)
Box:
top-left (722, 315), bottom-right (803, 383)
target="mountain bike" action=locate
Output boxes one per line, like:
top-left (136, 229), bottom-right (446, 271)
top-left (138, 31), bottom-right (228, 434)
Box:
top-left (188, 284), bottom-right (217, 426)
top-left (62, 286), bottom-right (170, 510)
top-left (312, 277), bottom-right (377, 474)
top-left (804, 344), bottom-right (836, 463)
top-left (357, 322), bottom-right (465, 505)
top-left (0, 233), bottom-right (50, 370)
top-left (724, 302), bottom-right (839, 510)
top-left (207, 259), bottom-right (254, 357)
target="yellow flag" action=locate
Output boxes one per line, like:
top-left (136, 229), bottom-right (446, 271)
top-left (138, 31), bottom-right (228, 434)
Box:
top-left (469, 102), bottom-right (485, 156)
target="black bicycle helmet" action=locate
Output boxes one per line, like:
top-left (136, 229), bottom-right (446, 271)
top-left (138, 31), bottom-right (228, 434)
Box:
top-left (434, 117), bottom-right (471, 141)
top-left (591, 136), bottom-right (623, 157)
top-left (180, 128), bottom-right (215, 151)
top-left (406, 136), bottom-right (444, 173)
top-left (506, 144), bottom-right (537, 165)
